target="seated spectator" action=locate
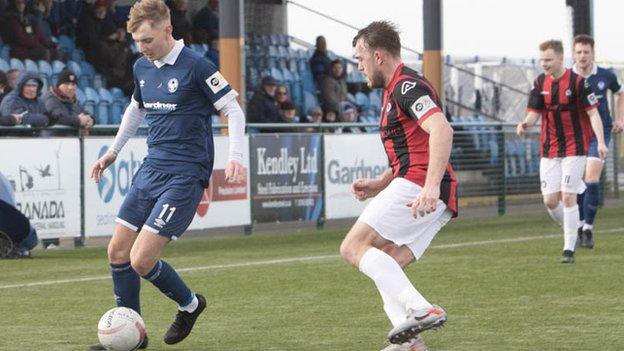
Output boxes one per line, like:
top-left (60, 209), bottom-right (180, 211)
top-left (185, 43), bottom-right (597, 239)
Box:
top-left (300, 106), bottom-right (323, 133)
top-left (336, 101), bottom-right (362, 134)
top-left (309, 35), bottom-right (331, 90)
top-left (192, 0), bottom-right (219, 44)
top-left (279, 101), bottom-right (298, 123)
top-left (76, 0), bottom-right (108, 64)
top-left (247, 76), bottom-right (281, 132)
top-left (0, 71), bottom-right (9, 104)
top-left (5, 0), bottom-right (59, 61)
top-left (0, 72), bottom-right (50, 127)
top-left (31, 0), bottom-right (53, 41)
top-left (6, 69), bottom-right (20, 91)
top-left (0, 171), bottom-right (38, 259)
top-left (168, 0), bottom-right (192, 43)
top-left (320, 59), bottom-right (348, 122)
top-left (44, 68), bottom-right (95, 130)
top-left (93, 22), bottom-right (134, 94)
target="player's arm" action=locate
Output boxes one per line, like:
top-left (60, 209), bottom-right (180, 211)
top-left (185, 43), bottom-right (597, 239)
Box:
top-left (219, 98), bottom-right (246, 183)
top-left (351, 168), bottom-right (393, 201)
top-left (91, 99), bottom-right (146, 182)
top-left (518, 77), bottom-right (544, 136)
top-left (609, 72), bottom-right (624, 133)
top-left (587, 107), bottom-right (608, 159)
top-left (517, 111), bottom-right (541, 136)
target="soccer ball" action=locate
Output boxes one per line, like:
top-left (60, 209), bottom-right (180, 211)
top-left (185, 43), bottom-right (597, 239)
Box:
top-left (97, 307), bottom-right (146, 351)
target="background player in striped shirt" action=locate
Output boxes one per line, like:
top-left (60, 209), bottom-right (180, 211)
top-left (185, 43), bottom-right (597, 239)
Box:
top-left (571, 34), bottom-right (624, 249)
top-left (342, 21), bottom-right (457, 351)
top-left (517, 40), bottom-right (607, 264)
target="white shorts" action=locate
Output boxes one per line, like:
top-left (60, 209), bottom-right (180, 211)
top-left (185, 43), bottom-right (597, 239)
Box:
top-left (539, 156), bottom-right (587, 195)
top-left (358, 177), bottom-right (452, 260)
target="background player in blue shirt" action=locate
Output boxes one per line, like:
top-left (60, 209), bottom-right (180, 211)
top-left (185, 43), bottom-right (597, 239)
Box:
top-left (572, 35), bottom-right (624, 249)
top-left (88, 1), bottom-right (246, 349)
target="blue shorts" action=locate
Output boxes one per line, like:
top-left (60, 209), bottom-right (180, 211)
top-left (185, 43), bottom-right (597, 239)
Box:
top-left (587, 127), bottom-right (612, 160)
top-left (116, 165), bottom-right (204, 239)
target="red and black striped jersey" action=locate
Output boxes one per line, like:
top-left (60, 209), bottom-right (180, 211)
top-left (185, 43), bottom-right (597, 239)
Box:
top-left (380, 63), bottom-right (458, 217)
top-left (527, 68), bottom-right (598, 158)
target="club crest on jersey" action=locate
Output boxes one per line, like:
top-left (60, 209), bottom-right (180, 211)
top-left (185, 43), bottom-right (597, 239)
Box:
top-left (385, 102), bottom-right (392, 113)
top-left (565, 89), bottom-right (572, 97)
top-left (167, 78), bottom-right (179, 93)
top-left (206, 71), bottom-right (229, 94)
top-left (410, 95), bottom-right (436, 120)
top-left (401, 81), bottom-right (417, 95)
top-left (597, 81), bottom-right (605, 90)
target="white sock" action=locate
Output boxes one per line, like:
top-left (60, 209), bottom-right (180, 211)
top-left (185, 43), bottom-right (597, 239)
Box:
top-left (563, 205), bottom-right (580, 252)
top-left (379, 289), bottom-right (407, 327)
top-left (547, 202), bottom-right (564, 226)
top-left (179, 294), bottom-right (198, 312)
top-left (583, 223), bottom-right (593, 231)
top-left (359, 247), bottom-right (431, 312)
top-left (579, 219), bottom-right (585, 228)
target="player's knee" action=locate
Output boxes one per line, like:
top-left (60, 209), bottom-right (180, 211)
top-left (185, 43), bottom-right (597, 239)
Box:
top-left (339, 239), bottom-right (356, 264)
top-left (107, 241), bottom-right (131, 264)
top-left (382, 244), bottom-right (413, 269)
top-left (130, 253), bottom-right (157, 276)
top-left (561, 194), bottom-right (577, 207)
top-left (543, 198), bottom-right (559, 209)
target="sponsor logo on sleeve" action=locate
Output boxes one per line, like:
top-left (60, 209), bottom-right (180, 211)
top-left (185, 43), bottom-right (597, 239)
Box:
top-left (401, 81), bottom-right (417, 95)
top-left (587, 92), bottom-right (598, 105)
top-left (206, 71), bottom-right (229, 94)
top-left (410, 95), bottom-right (437, 119)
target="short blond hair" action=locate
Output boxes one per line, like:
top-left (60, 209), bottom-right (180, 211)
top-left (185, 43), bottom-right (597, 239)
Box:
top-left (127, 0), bottom-right (170, 33)
top-left (539, 40), bottom-right (563, 54)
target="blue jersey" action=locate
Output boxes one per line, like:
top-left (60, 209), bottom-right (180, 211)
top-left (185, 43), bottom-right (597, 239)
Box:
top-left (132, 40), bottom-right (237, 183)
top-left (573, 64), bottom-right (622, 129)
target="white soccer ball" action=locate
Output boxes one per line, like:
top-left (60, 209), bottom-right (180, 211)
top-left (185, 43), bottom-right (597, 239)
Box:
top-left (97, 307), bottom-right (146, 351)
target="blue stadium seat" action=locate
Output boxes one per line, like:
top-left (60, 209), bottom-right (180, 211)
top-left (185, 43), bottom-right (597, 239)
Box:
top-left (268, 45), bottom-right (279, 58)
top-left (303, 91), bottom-right (318, 114)
top-left (51, 60), bottom-right (65, 82)
top-left (355, 92), bottom-right (370, 110)
top-left (278, 46), bottom-right (289, 59)
top-left (76, 87), bottom-right (86, 106)
top-left (10, 58), bottom-right (25, 71)
top-left (0, 45), bottom-right (10, 62)
top-left (98, 88), bottom-right (113, 124)
top-left (58, 35), bottom-right (75, 55)
top-left (71, 48), bottom-right (85, 62)
top-left (93, 74), bottom-right (106, 90)
top-left (84, 87), bottom-right (102, 123)
top-left (37, 60), bottom-right (52, 81)
top-left (369, 89), bottom-right (382, 112)
top-left (109, 87), bottom-right (125, 100)
top-left (270, 68), bottom-right (284, 84)
top-left (300, 69), bottom-right (315, 94)
top-left (24, 59), bottom-right (39, 73)
top-left (0, 58), bottom-right (9, 72)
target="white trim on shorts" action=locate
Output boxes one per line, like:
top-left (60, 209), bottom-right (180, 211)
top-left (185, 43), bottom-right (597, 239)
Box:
top-left (358, 177), bottom-right (452, 260)
top-left (142, 224), bottom-right (161, 234)
top-left (115, 217), bottom-right (139, 232)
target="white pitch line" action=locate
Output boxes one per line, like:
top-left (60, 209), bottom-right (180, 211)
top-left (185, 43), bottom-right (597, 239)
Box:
top-left (1, 227), bottom-right (622, 290)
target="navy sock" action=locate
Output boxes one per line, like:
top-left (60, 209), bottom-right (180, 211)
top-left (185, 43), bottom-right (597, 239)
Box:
top-left (584, 182), bottom-right (600, 225)
top-left (143, 260), bottom-right (193, 307)
top-left (111, 262), bottom-right (141, 314)
top-left (577, 192), bottom-right (585, 223)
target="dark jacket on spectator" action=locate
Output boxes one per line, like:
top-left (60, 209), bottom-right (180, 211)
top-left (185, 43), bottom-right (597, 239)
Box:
top-left (320, 74), bottom-right (347, 115)
top-left (0, 72), bottom-right (50, 127)
top-left (309, 49), bottom-right (331, 89)
top-left (76, 3), bottom-right (106, 64)
top-left (44, 85), bottom-right (92, 127)
top-left (247, 89), bottom-right (281, 125)
top-left (192, 5), bottom-right (219, 43)
top-left (5, 8), bottom-right (57, 60)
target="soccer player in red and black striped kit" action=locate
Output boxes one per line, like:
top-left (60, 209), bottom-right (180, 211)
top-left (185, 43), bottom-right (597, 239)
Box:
top-left (517, 40), bottom-right (607, 264)
top-left (340, 21), bottom-right (457, 350)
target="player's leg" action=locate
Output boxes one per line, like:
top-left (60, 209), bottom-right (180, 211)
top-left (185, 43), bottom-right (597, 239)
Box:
top-left (559, 156), bottom-right (587, 263)
top-left (133, 175), bottom-right (205, 345)
top-left (540, 158), bottom-right (564, 225)
top-left (581, 158), bottom-right (602, 248)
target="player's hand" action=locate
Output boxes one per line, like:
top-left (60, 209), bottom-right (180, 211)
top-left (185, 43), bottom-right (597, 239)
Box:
top-left (516, 122), bottom-right (527, 136)
top-left (612, 119), bottom-right (624, 134)
top-left (91, 150), bottom-right (117, 183)
top-left (12, 113), bottom-right (23, 125)
top-left (598, 143), bottom-right (609, 160)
top-left (351, 178), bottom-right (381, 201)
top-left (225, 160), bottom-right (246, 183)
top-left (407, 185), bottom-right (440, 218)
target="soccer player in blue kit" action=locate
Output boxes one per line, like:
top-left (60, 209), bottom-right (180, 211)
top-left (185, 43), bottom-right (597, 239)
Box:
top-left (572, 35), bottom-right (624, 248)
top-left (88, 0), bottom-right (246, 349)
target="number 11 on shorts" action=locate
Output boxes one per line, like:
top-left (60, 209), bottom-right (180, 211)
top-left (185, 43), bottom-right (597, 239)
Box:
top-left (158, 203), bottom-right (177, 223)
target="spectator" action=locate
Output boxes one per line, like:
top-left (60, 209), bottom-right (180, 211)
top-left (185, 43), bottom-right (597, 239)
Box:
top-left (247, 76), bottom-right (281, 131)
top-left (168, 0), bottom-right (192, 43)
top-left (5, 0), bottom-right (59, 61)
top-left (205, 37), bottom-right (219, 68)
top-left (44, 68), bottom-right (95, 129)
top-left (93, 22), bottom-right (134, 94)
top-left (76, 0), bottom-right (108, 64)
top-left (0, 72), bottom-right (50, 127)
top-left (309, 35), bottom-right (331, 89)
top-left (320, 59), bottom-right (348, 122)
top-left (336, 101), bottom-right (361, 134)
top-left (192, 0), bottom-right (218, 44)
top-left (31, 0), bottom-right (54, 41)
top-left (279, 100), bottom-right (298, 123)
top-left (300, 106), bottom-right (323, 133)
top-left (0, 171), bottom-right (38, 259)
top-left (6, 69), bottom-right (20, 91)
top-left (0, 71), bottom-right (9, 104)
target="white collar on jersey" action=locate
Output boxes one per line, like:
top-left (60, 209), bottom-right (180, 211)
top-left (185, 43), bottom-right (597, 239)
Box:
top-left (572, 62), bottom-right (598, 78)
top-left (153, 39), bottom-right (185, 68)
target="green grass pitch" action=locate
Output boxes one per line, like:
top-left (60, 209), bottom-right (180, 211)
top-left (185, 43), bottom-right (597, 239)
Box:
top-left (1, 205), bottom-right (623, 350)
